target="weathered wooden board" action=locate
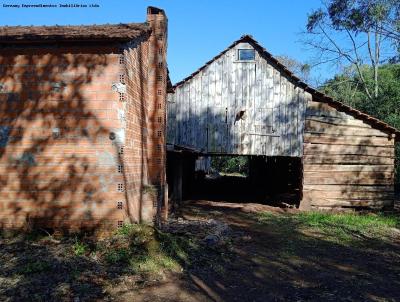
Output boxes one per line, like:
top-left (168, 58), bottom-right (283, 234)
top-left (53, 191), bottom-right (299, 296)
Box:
top-left (303, 189), bottom-right (395, 200)
top-left (304, 134), bottom-right (394, 146)
top-left (304, 144), bottom-right (394, 157)
top-left (167, 42), bottom-right (307, 156)
top-left (306, 101), bottom-right (356, 119)
top-left (304, 176), bottom-right (392, 186)
top-left (304, 170), bottom-right (393, 180)
top-left (309, 198), bottom-right (393, 207)
top-left (167, 93), bottom-right (176, 145)
top-left (306, 116), bottom-right (374, 129)
top-left (303, 154), bottom-right (394, 165)
top-left (304, 164), bottom-right (394, 172)
top-left (305, 120), bottom-right (389, 137)
top-left (303, 184), bottom-right (394, 192)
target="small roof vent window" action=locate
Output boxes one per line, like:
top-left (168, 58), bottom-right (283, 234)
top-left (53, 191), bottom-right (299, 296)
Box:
top-left (238, 49), bottom-right (255, 61)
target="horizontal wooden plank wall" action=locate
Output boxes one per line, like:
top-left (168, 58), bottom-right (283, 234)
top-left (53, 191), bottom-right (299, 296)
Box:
top-left (167, 42), bottom-right (309, 156)
top-left (302, 100), bottom-right (395, 209)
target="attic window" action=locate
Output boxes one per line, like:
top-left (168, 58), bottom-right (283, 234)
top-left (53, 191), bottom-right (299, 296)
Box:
top-left (238, 49), bottom-right (255, 61)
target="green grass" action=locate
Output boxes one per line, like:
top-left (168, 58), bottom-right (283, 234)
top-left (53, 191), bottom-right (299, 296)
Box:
top-left (296, 211), bottom-right (400, 230)
top-left (99, 223), bottom-right (190, 274)
top-left (105, 248), bottom-right (130, 264)
top-left (102, 223), bottom-right (229, 275)
top-left (1, 222), bottom-right (230, 279)
top-left (18, 260), bottom-right (51, 275)
top-left (129, 254), bottom-right (180, 273)
top-left (72, 240), bottom-right (88, 256)
top-left (256, 211), bottom-right (400, 247)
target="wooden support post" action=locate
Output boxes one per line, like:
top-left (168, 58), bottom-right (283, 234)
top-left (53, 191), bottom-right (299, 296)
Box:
top-left (161, 183), bottom-right (168, 221)
top-left (249, 156), bottom-right (266, 187)
top-left (172, 156), bottom-right (183, 206)
top-left (248, 156), bottom-right (256, 187)
top-left (182, 155), bottom-right (196, 199)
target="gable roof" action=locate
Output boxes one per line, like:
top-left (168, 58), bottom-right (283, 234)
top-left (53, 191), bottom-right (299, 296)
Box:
top-left (0, 23), bottom-right (151, 44)
top-left (171, 35), bottom-right (400, 141)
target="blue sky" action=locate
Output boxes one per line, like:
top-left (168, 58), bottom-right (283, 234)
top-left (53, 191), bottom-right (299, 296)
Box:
top-left (0, 0), bottom-right (327, 84)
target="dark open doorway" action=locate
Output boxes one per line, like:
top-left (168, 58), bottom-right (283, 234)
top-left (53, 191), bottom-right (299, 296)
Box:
top-left (167, 152), bottom-right (303, 210)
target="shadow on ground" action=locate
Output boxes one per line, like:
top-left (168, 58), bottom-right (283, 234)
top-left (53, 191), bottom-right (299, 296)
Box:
top-left (174, 200), bottom-right (400, 302)
top-left (1, 199), bottom-right (400, 302)
top-left (190, 174), bottom-right (300, 207)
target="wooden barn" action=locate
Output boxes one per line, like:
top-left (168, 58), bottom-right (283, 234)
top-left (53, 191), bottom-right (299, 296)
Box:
top-left (167, 35), bottom-right (399, 210)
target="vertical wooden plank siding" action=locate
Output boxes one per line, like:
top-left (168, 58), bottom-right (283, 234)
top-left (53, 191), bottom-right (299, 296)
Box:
top-left (167, 42), bottom-right (307, 156)
top-left (166, 93), bottom-right (176, 145)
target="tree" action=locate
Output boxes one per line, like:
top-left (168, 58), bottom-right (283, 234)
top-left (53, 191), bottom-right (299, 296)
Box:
top-left (305, 0), bottom-right (400, 100)
top-left (320, 65), bottom-right (370, 107)
top-left (211, 156), bottom-right (249, 175)
top-left (276, 55), bottom-right (311, 83)
top-left (321, 64), bottom-right (400, 125)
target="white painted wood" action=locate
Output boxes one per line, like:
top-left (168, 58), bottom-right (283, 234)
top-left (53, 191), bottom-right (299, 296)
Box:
top-left (200, 70), bottom-right (208, 151)
top-left (167, 42), bottom-right (310, 156)
top-left (166, 93), bottom-right (176, 145)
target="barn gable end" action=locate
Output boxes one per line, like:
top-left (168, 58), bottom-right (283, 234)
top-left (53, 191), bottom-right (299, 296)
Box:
top-left (168, 40), bottom-right (311, 156)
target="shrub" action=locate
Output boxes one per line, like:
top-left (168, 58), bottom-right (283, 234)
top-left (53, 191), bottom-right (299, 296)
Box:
top-left (211, 156), bottom-right (249, 175)
top-left (19, 260), bottom-right (51, 275)
top-left (72, 239), bottom-right (89, 256)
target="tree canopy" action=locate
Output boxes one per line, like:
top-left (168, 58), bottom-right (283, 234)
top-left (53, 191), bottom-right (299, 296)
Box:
top-left (305, 0), bottom-right (400, 100)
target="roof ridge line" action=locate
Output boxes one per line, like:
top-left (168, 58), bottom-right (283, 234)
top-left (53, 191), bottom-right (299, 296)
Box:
top-left (170, 35), bottom-right (400, 139)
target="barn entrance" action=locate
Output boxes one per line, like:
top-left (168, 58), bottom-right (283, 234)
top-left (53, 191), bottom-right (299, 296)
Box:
top-left (167, 152), bottom-right (303, 211)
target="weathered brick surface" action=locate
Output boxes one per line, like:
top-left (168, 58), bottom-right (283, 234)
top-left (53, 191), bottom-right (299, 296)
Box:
top-left (0, 8), bottom-right (167, 232)
top-left (146, 9), bottom-right (168, 221)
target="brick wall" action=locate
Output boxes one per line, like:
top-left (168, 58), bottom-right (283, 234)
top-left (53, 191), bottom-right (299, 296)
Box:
top-left (122, 37), bottom-right (152, 223)
top-left (0, 45), bottom-right (122, 231)
top-left (0, 31), bottom-right (166, 232)
top-left (146, 7), bottom-right (168, 221)
top-left (0, 8), bottom-right (168, 232)
top-left (117, 8), bottom-right (168, 225)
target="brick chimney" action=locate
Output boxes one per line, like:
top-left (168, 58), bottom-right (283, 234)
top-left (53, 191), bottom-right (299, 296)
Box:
top-left (146, 6), bottom-right (168, 222)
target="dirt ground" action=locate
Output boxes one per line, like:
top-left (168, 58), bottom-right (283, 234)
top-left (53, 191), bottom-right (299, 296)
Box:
top-left (1, 200), bottom-right (400, 302)
top-left (117, 200), bottom-right (400, 302)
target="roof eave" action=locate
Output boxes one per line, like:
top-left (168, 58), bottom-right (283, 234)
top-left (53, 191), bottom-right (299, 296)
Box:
top-left (0, 23), bottom-right (151, 45)
top-left (170, 34), bottom-right (400, 139)
top-left (0, 36), bottom-right (149, 45)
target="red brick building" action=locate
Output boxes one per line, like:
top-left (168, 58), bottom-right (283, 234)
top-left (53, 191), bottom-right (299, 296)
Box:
top-left (0, 7), bottom-right (167, 232)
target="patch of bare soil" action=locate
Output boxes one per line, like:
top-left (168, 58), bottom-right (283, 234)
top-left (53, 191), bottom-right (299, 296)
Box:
top-left (190, 199), bottom-right (299, 214)
top-left (1, 200), bottom-right (400, 302)
top-left (175, 200), bottom-right (400, 302)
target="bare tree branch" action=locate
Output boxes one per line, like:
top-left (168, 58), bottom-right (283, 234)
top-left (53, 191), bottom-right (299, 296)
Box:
top-left (319, 25), bottom-right (356, 63)
top-left (367, 31), bottom-right (376, 66)
top-left (345, 28), bottom-right (373, 100)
